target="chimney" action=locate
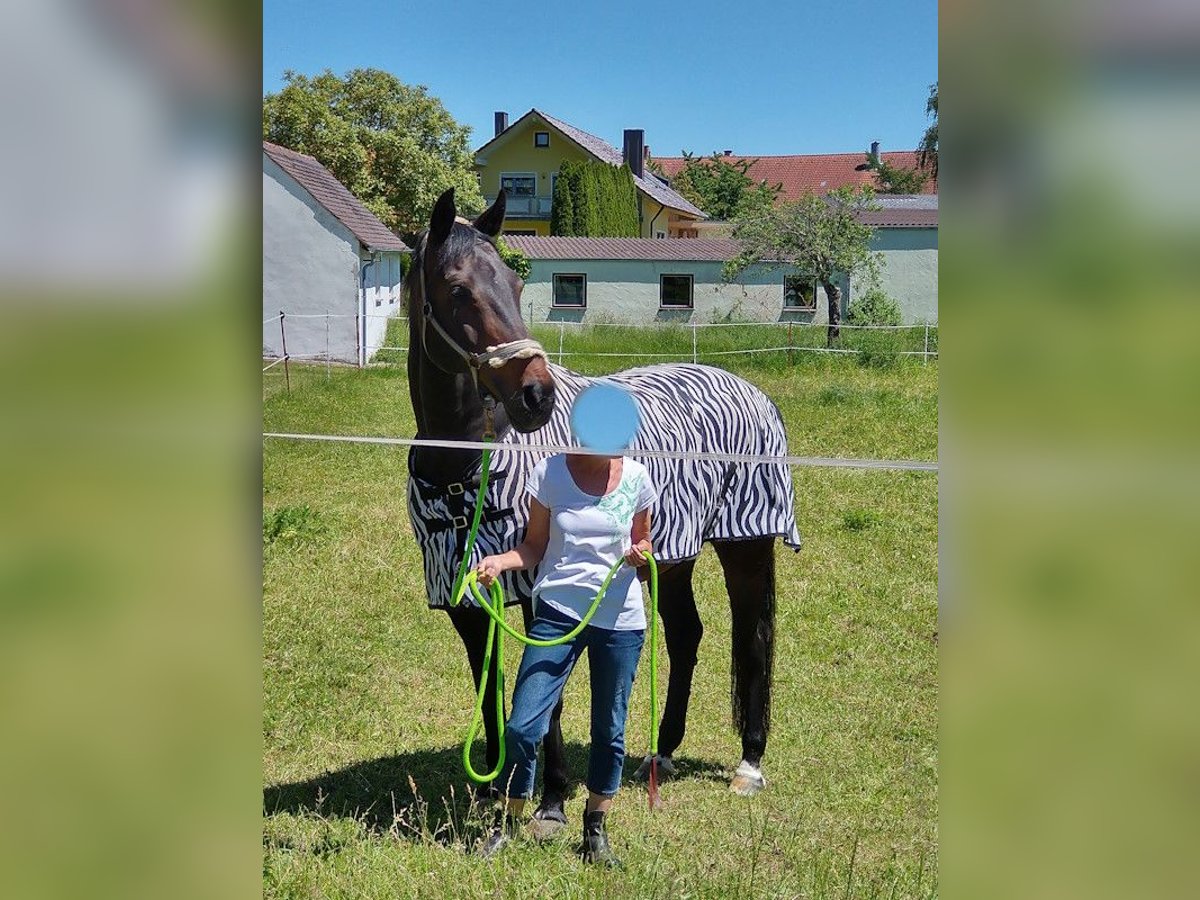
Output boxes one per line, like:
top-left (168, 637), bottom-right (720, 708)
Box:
top-left (623, 129), bottom-right (645, 178)
top-left (723, 149), bottom-right (732, 156)
top-left (494, 111), bottom-right (509, 137)
top-left (869, 140), bottom-right (880, 163)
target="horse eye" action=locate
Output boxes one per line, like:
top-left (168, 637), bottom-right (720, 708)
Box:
top-left (450, 285), bottom-right (471, 302)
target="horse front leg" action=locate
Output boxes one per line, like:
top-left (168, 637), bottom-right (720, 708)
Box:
top-left (713, 538), bottom-right (776, 796)
top-left (521, 599), bottom-right (570, 839)
top-left (446, 605), bottom-right (504, 795)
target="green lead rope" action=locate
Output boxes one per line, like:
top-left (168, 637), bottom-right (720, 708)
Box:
top-left (447, 440), bottom-right (659, 790)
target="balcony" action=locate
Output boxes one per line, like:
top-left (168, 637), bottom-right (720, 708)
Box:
top-left (488, 194), bottom-right (553, 218)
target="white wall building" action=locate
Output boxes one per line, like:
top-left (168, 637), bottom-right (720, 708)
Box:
top-left (263, 142), bottom-right (409, 365)
top-left (505, 202), bottom-right (937, 326)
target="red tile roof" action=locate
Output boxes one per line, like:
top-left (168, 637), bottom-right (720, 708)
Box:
top-left (653, 152), bottom-right (937, 202)
top-left (263, 141), bottom-right (409, 252)
top-left (502, 237), bottom-right (743, 261)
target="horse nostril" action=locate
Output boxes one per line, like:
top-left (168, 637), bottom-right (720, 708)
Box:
top-left (522, 382), bottom-right (544, 411)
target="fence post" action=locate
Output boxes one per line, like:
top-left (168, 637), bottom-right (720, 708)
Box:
top-left (923, 324), bottom-right (930, 363)
top-left (325, 313), bottom-right (331, 381)
top-left (279, 311), bottom-right (290, 393)
top-left (787, 322), bottom-right (794, 366)
top-left (692, 321), bottom-right (698, 364)
top-left (557, 320), bottom-right (565, 365)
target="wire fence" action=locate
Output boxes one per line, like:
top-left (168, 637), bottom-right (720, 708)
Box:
top-left (263, 311), bottom-right (938, 392)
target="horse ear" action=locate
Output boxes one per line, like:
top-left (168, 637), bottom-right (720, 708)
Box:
top-left (429, 188), bottom-right (456, 246)
top-left (473, 191), bottom-right (506, 238)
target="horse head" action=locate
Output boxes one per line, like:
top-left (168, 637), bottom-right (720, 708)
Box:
top-left (411, 188), bottom-right (556, 433)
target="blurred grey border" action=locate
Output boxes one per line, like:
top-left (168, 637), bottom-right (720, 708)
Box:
top-left (943, 1), bottom-right (1200, 898)
top-left (2, 0), bottom-right (1199, 897)
top-left (0, 2), bottom-right (260, 899)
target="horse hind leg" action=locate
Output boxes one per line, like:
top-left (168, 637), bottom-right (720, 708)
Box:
top-left (712, 537), bottom-right (776, 796)
top-left (635, 560), bottom-right (701, 781)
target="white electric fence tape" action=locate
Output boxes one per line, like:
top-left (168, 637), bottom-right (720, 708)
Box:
top-left (262, 432), bottom-right (938, 473)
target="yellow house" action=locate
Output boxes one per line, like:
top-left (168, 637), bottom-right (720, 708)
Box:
top-left (474, 109), bottom-right (707, 238)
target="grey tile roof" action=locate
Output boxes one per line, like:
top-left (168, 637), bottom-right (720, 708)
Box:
top-left (857, 208), bottom-right (938, 227)
top-left (493, 110), bottom-right (707, 220)
top-left (875, 194), bottom-right (939, 210)
top-left (263, 142), bottom-right (409, 252)
top-left (501, 236), bottom-right (741, 261)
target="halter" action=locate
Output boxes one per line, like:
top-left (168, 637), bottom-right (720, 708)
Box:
top-left (411, 231), bottom-right (548, 435)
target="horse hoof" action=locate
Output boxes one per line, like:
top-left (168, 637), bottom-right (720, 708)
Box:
top-left (729, 761), bottom-right (767, 796)
top-left (632, 754), bottom-right (677, 781)
top-left (528, 805), bottom-right (568, 841)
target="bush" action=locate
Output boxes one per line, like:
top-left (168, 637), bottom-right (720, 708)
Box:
top-left (847, 287), bottom-right (902, 326)
top-left (495, 237), bottom-right (531, 280)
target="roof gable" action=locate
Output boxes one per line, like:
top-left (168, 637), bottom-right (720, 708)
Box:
top-left (262, 142), bottom-right (409, 252)
top-left (475, 109), bottom-right (706, 220)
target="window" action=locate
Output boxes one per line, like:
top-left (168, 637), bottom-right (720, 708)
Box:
top-left (553, 274), bottom-right (587, 308)
top-left (534, 131), bottom-right (550, 148)
top-left (655, 231), bottom-right (667, 239)
top-left (783, 275), bottom-right (817, 310)
top-left (500, 173), bottom-right (536, 197)
top-left (659, 274), bottom-right (693, 309)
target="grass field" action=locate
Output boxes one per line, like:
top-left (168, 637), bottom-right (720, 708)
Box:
top-left (263, 334), bottom-right (938, 899)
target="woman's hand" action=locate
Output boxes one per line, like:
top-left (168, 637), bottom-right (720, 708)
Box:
top-left (476, 555), bottom-right (505, 587)
top-left (624, 539), bottom-right (652, 568)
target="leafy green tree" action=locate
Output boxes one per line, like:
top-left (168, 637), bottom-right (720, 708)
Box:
top-left (865, 156), bottom-right (929, 194)
top-left (263, 68), bottom-right (483, 239)
top-left (494, 237), bottom-right (531, 280)
top-left (918, 82), bottom-right (938, 176)
top-left (670, 152), bottom-right (781, 219)
top-left (724, 186), bottom-right (882, 345)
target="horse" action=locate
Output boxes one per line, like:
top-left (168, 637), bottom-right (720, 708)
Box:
top-left (404, 188), bottom-right (801, 832)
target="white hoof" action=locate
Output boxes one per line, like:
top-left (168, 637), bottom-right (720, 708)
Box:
top-left (729, 761), bottom-right (767, 796)
top-left (632, 754), bottom-right (677, 781)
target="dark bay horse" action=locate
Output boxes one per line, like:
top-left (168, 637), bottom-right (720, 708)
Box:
top-left (405, 188), bottom-right (800, 831)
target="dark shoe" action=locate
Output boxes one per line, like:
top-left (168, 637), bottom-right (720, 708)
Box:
top-left (578, 810), bottom-right (622, 868)
top-left (477, 811), bottom-right (519, 859)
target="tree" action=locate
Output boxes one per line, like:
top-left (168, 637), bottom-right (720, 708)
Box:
top-left (549, 160), bottom-right (639, 236)
top-left (549, 161), bottom-right (578, 235)
top-left (670, 152), bottom-right (781, 219)
top-left (918, 82), bottom-right (938, 177)
top-left (724, 187), bottom-right (882, 345)
top-left (263, 68), bottom-right (484, 239)
top-left (865, 155), bottom-right (929, 194)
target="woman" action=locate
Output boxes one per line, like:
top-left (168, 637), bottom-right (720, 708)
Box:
top-left (474, 450), bottom-right (655, 866)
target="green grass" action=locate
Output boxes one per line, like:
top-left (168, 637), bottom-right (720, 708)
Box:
top-left (263, 337), bottom-right (938, 899)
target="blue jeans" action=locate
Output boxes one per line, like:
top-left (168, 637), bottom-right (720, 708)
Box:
top-left (498, 604), bottom-right (645, 799)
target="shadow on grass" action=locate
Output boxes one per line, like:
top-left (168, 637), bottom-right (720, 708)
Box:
top-left (263, 743), bottom-right (729, 842)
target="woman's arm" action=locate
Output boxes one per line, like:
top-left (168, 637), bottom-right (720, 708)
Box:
top-left (476, 499), bottom-right (550, 586)
top-left (623, 508), bottom-right (652, 567)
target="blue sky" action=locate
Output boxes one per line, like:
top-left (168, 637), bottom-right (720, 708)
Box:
top-left (264, 0), bottom-right (937, 158)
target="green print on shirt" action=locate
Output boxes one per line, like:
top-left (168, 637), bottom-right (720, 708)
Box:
top-left (596, 471), bottom-right (643, 537)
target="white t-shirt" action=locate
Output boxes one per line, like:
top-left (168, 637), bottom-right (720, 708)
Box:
top-left (525, 455), bottom-right (657, 631)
